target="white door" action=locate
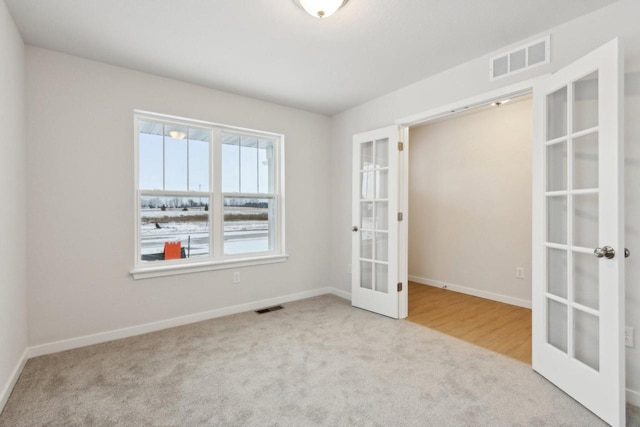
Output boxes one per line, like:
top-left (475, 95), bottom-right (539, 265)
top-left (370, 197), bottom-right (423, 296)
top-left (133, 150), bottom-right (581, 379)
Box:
top-left (352, 126), bottom-right (402, 318)
top-left (532, 39), bottom-right (625, 426)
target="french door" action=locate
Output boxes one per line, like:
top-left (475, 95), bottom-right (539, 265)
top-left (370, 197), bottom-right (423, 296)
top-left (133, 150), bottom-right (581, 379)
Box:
top-left (349, 38), bottom-right (625, 426)
top-left (351, 126), bottom-right (401, 318)
top-left (532, 39), bottom-right (625, 426)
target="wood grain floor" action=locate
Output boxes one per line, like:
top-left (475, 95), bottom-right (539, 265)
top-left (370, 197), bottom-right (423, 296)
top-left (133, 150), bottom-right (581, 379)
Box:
top-left (407, 282), bottom-right (532, 364)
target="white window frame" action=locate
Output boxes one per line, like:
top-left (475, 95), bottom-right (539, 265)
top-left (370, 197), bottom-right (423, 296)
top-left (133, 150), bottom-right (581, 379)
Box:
top-left (131, 111), bottom-right (287, 280)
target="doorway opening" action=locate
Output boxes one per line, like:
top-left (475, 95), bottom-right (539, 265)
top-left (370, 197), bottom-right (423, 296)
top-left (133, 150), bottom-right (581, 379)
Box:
top-left (405, 93), bottom-right (534, 364)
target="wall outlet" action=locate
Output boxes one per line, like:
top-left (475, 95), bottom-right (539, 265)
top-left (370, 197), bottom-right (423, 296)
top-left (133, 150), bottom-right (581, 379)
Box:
top-left (347, 264), bottom-right (352, 274)
top-left (515, 267), bottom-right (525, 279)
top-left (233, 272), bottom-right (240, 284)
top-left (625, 326), bottom-right (635, 348)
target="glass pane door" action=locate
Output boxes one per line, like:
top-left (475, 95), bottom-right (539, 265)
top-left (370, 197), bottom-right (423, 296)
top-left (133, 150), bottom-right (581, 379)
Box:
top-left (359, 139), bottom-right (389, 293)
top-left (533, 38), bottom-right (624, 427)
top-left (544, 71), bottom-right (600, 371)
top-left (351, 125), bottom-right (400, 319)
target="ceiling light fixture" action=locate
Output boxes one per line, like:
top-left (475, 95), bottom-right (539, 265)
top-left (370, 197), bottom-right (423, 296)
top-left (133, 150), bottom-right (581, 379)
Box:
top-left (295, 0), bottom-right (349, 18)
top-left (491, 99), bottom-right (511, 107)
top-left (169, 130), bottom-right (187, 139)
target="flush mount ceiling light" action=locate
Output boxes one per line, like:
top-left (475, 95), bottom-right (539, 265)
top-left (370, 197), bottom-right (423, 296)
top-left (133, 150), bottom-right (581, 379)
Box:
top-left (295, 0), bottom-right (349, 18)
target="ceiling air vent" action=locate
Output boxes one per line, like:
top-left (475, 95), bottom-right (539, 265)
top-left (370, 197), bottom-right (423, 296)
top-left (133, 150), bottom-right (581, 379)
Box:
top-left (490, 35), bottom-right (550, 81)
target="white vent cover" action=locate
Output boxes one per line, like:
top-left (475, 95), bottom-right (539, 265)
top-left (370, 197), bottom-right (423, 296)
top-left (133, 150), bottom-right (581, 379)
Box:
top-left (490, 35), bottom-right (550, 81)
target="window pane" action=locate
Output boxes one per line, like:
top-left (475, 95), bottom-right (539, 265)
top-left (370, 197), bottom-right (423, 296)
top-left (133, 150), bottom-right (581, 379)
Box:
top-left (361, 171), bottom-right (374, 199)
top-left (547, 247), bottom-right (567, 299)
top-left (574, 251), bottom-right (599, 310)
top-left (376, 169), bottom-right (388, 199)
top-left (547, 196), bottom-right (567, 244)
top-left (240, 136), bottom-right (258, 193)
top-left (573, 132), bottom-right (599, 190)
top-left (574, 309), bottom-right (600, 371)
top-left (258, 139), bottom-right (274, 193)
top-left (547, 299), bottom-right (567, 353)
top-left (375, 139), bottom-right (388, 168)
top-left (224, 197), bottom-right (274, 255)
top-left (573, 71), bottom-right (599, 132)
top-left (573, 194), bottom-right (598, 249)
top-left (361, 141), bottom-right (374, 170)
top-left (360, 261), bottom-right (373, 289)
top-left (139, 124), bottom-right (163, 190)
top-left (360, 230), bottom-right (373, 260)
top-left (189, 133), bottom-right (209, 192)
top-left (165, 125), bottom-right (188, 191)
top-left (222, 132), bottom-right (240, 193)
top-left (140, 195), bottom-right (210, 262)
top-left (375, 263), bottom-right (388, 293)
top-left (360, 202), bottom-right (373, 230)
top-left (547, 141), bottom-right (567, 191)
top-left (375, 201), bottom-right (388, 230)
top-left (547, 86), bottom-right (568, 141)
top-left (375, 232), bottom-right (388, 262)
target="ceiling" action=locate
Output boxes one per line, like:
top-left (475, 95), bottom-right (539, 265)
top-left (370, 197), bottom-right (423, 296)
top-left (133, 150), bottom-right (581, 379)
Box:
top-left (5, 0), bottom-right (618, 115)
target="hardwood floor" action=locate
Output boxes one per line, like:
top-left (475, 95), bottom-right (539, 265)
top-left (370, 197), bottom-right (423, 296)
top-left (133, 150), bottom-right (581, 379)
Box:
top-left (406, 281), bottom-right (532, 364)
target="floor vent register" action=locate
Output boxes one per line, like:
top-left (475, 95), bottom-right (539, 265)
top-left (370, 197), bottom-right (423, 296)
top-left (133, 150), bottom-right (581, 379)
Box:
top-left (255, 305), bottom-right (284, 314)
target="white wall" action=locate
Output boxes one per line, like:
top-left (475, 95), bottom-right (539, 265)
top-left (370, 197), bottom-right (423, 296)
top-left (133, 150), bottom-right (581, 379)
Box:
top-left (25, 47), bottom-right (331, 346)
top-left (0, 0), bottom-right (27, 410)
top-left (329, 0), bottom-right (640, 399)
top-left (625, 64), bottom-right (640, 402)
top-left (408, 98), bottom-right (532, 306)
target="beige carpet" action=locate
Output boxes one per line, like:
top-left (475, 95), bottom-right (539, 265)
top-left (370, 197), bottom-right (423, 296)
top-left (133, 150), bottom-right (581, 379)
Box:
top-left (0, 295), bottom-right (637, 426)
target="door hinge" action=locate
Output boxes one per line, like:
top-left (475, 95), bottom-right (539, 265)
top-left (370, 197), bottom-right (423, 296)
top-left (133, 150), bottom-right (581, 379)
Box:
top-left (397, 282), bottom-right (403, 292)
top-left (397, 212), bottom-right (403, 221)
top-left (397, 141), bottom-right (404, 151)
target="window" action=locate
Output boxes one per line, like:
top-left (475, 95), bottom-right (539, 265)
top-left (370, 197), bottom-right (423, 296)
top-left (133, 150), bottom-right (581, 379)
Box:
top-left (221, 132), bottom-right (277, 255)
top-left (133, 112), bottom-right (285, 278)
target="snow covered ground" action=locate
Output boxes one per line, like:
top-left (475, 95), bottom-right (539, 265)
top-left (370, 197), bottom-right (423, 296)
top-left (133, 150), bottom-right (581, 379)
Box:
top-left (140, 207), bottom-right (269, 260)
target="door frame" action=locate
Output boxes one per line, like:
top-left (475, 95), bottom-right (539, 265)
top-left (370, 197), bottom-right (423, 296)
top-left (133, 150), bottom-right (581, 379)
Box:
top-left (394, 77), bottom-right (548, 319)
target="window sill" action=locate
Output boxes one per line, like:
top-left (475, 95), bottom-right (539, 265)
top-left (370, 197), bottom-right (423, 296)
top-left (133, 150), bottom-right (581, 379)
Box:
top-left (131, 254), bottom-right (289, 280)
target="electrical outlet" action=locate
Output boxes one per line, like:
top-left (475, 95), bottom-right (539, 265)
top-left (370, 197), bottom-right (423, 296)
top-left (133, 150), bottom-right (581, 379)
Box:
top-left (625, 326), bottom-right (635, 348)
top-left (347, 264), bottom-right (352, 274)
top-left (233, 272), bottom-right (240, 284)
top-left (515, 267), bottom-right (525, 279)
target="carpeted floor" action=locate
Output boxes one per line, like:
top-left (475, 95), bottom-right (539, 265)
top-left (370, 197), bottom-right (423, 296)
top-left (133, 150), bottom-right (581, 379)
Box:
top-left (0, 295), bottom-right (637, 426)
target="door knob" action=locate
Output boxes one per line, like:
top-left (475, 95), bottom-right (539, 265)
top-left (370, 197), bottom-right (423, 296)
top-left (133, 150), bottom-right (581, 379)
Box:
top-left (594, 246), bottom-right (615, 259)
top-left (352, 226), bottom-right (359, 232)
top-left (625, 248), bottom-right (631, 258)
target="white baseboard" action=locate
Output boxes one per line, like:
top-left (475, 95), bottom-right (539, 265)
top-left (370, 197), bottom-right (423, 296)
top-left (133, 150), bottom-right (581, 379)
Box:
top-left (408, 275), bottom-right (532, 309)
top-left (28, 287), bottom-right (334, 358)
top-left (10, 285), bottom-right (637, 411)
top-left (628, 388), bottom-right (640, 407)
top-left (328, 287), bottom-right (351, 300)
top-left (0, 349), bottom-right (28, 414)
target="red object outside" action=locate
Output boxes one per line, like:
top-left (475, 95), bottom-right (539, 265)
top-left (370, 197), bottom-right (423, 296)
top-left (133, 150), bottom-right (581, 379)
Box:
top-left (164, 242), bottom-right (181, 260)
